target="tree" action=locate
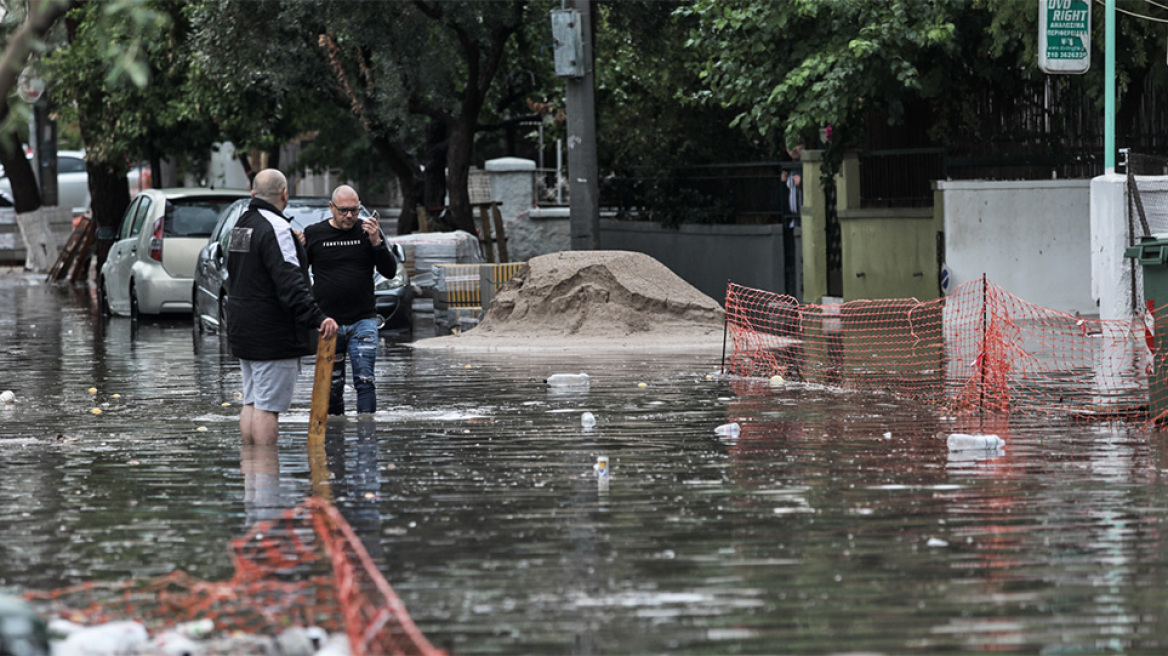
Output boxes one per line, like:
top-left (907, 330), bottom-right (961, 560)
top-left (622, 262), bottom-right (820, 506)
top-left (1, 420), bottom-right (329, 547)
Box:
top-left (680, 0), bottom-right (960, 153)
top-left (0, 0), bottom-right (78, 270)
top-left (595, 0), bottom-right (769, 173)
top-left (314, 0), bottom-right (531, 234)
top-left (681, 0), bottom-right (1168, 161)
top-left (45, 0), bottom-right (197, 272)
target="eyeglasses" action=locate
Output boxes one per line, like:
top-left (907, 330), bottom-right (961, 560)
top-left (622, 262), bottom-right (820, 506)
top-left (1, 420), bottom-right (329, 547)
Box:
top-left (333, 205), bottom-right (360, 215)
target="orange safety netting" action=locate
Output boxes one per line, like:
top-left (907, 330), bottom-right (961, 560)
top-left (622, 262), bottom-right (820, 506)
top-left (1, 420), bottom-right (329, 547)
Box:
top-left (724, 278), bottom-right (1158, 420)
top-left (25, 496), bottom-right (445, 656)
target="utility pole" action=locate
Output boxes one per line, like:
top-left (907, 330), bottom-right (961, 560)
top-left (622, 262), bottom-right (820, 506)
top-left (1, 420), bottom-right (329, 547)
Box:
top-left (553, 0), bottom-right (599, 250)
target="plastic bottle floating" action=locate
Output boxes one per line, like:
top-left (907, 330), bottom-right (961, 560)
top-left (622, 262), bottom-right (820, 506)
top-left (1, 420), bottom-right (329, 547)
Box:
top-left (946, 433), bottom-right (1005, 451)
top-left (0, 390), bottom-right (14, 404)
top-left (594, 455), bottom-right (609, 476)
top-left (546, 372), bottom-right (590, 388)
top-left (714, 422), bottom-right (741, 437)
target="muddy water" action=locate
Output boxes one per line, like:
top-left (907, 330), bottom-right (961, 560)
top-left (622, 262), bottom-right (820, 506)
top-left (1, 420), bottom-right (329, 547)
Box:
top-left (4, 273), bottom-right (1168, 654)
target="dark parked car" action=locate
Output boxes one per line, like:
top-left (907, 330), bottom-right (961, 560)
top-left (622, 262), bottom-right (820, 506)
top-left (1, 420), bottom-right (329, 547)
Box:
top-left (192, 197), bottom-right (414, 337)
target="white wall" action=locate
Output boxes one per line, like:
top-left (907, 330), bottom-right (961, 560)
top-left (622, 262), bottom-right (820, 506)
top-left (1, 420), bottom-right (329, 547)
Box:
top-left (207, 142), bottom-right (250, 189)
top-left (1090, 173), bottom-right (1132, 321)
top-left (938, 179), bottom-right (1094, 316)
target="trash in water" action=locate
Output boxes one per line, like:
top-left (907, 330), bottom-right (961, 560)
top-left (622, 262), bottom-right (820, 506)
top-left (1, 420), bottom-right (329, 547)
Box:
top-left (581, 411), bottom-right (596, 429)
top-left (175, 618), bottom-right (214, 639)
top-left (546, 372), bottom-right (590, 388)
top-left (595, 455), bottom-right (609, 477)
top-left (882, 431), bottom-right (892, 439)
top-left (0, 390), bottom-right (14, 404)
top-left (946, 433), bottom-right (1005, 451)
top-left (54, 620), bottom-right (148, 656)
top-left (926, 537), bottom-right (949, 548)
top-left (769, 375), bottom-right (784, 388)
top-left (714, 422), bottom-right (741, 437)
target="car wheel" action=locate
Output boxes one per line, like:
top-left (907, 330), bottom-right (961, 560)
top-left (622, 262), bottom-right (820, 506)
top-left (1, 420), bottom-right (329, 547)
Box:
top-left (193, 284), bottom-right (205, 333)
top-left (218, 293), bottom-right (229, 334)
top-left (98, 277), bottom-right (111, 316)
top-left (130, 282), bottom-right (140, 321)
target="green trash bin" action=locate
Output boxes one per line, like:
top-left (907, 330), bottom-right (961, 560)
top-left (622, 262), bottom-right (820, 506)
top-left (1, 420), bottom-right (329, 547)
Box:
top-left (1126, 236), bottom-right (1168, 421)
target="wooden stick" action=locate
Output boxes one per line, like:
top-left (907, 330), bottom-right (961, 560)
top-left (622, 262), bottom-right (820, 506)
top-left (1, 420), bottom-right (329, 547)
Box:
top-left (308, 333), bottom-right (336, 445)
top-left (307, 441), bottom-right (332, 501)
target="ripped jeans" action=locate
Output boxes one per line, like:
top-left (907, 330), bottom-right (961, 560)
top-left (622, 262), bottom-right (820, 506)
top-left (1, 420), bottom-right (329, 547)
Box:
top-left (329, 318), bottom-right (379, 415)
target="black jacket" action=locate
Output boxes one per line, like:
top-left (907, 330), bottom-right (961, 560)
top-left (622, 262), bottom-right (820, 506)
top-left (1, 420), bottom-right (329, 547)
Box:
top-left (225, 198), bottom-right (327, 361)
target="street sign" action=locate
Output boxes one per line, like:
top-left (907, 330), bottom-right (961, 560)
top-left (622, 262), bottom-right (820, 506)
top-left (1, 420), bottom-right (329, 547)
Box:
top-left (1039, 0), bottom-right (1091, 74)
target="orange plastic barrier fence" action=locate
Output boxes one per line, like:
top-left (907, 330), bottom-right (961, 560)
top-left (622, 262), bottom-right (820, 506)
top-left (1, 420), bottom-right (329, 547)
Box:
top-left (725, 278), bottom-right (1157, 419)
top-left (26, 497), bottom-right (445, 656)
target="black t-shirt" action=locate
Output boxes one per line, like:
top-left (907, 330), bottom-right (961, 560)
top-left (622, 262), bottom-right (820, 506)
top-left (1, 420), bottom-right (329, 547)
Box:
top-left (303, 220), bottom-right (398, 325)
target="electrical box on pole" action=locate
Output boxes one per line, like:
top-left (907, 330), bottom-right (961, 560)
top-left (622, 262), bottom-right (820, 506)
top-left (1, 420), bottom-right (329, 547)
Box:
top-left (1038, 0), bottom-right (1091, 74)
top-left (551, 9), bottom-right (584, 78)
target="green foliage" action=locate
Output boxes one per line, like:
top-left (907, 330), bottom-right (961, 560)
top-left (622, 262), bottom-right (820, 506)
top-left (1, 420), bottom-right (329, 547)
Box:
top-left (595, 0), bottom-right (769, 176)
top-left (680, 0), bottom-right (961, 152)
top-left (44, 0), bottom-right (217, 172)
top-left (184, 0), bottom-right (334, 157)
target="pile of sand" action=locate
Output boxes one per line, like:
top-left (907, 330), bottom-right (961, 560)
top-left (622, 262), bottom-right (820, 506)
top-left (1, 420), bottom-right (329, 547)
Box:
top-left (410, 250), bottom-right (727, 352)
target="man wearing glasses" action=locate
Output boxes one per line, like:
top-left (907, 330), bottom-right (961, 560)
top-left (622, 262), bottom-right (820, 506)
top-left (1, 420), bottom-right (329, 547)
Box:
top-left (303, 185), bottom-right (400, 417)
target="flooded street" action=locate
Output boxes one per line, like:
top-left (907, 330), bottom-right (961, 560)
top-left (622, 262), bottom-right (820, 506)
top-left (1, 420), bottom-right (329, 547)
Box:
top-left (5, 271), bottom-right (1168, 654)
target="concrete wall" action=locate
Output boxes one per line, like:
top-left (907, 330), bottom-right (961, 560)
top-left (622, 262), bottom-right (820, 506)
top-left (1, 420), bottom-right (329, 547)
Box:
top-left (514, 207), bottom-right (571, 261)
top-left (598, 220), bottom-right (788, 305)
top-left (839, 207), bottom-right (939, 302)
top-left (938, 179), bottom-right (1094, 316)
top-left (1090, 173), bottom-right (1133, 321)
top-left (486, 158), bottom-right (550, 262)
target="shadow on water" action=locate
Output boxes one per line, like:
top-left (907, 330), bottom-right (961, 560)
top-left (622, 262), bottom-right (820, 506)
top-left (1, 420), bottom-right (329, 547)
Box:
top-left (7, 275), bottom-right (1168, 653)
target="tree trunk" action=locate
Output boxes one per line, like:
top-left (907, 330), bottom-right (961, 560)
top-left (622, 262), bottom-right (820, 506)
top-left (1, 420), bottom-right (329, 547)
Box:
top-left (15, 208), bottom-right (58, 271)
top-left (444, 119), bottom-right (475, 235)
top-left (423, 120), bottom-right (448, 208)
top-left (0, 132), bottom-right (39, 213)
top-left (397, 173), bottom-right (423, 235)
top-left (370, 137), bottom-right (424, 235)
top-left (88, 159), bottom-right (132, 277)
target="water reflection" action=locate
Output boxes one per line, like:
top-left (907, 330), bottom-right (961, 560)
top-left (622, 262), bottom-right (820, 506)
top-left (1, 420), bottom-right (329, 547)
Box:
top-left (8, 275), bottom-right (1168, 653)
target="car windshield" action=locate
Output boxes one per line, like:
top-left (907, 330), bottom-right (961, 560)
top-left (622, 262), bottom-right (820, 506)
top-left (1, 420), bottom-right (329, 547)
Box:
top-left (288, 202), bottom-right (372, 231)
top-left (165, 197), bottom-right (247, 238)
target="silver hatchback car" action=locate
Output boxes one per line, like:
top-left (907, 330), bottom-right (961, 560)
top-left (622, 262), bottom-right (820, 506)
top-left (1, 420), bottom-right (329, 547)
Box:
top-left (99, 188), bottom-right (249, 318)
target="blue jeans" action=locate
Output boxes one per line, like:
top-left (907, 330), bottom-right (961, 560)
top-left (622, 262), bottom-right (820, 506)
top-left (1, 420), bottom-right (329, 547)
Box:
top-left (329, 318), bottom-right (378, 415)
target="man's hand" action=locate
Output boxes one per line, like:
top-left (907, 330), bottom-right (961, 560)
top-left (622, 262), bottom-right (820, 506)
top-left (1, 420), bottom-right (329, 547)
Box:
top-left (319, 317), bottom-right (338, 339)
top-left (362, 214), bottom-right (382, 247)
top-left (294, 229), bottom-right (305, 246)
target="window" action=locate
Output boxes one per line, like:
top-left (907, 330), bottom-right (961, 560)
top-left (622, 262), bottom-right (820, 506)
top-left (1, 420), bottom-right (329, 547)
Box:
top-left (58, 157), bottom-right (87, 174)
top-left (165, 198), bottom-right (244, 238)
top-left (119, 197), bottom-right (152, 240)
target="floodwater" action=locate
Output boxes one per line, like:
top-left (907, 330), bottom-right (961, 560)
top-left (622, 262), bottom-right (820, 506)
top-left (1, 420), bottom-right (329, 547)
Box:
top-left (4, 272), bottom-right (1168, 655)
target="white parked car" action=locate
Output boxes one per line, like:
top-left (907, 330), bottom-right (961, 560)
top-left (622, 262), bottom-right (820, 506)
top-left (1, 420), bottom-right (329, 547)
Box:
top-left (99, 188), bottom-right (249, 318)
top-left (0, 150), bottom-right (148, 213)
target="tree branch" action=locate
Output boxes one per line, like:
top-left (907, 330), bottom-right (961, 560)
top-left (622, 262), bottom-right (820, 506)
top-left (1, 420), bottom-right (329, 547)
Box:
top-left (0, 0), bottom-right (77, 122)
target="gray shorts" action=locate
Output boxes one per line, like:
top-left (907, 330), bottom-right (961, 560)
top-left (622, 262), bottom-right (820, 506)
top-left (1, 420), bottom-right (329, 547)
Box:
top-left (240, 358), bottom-right (301, 412)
